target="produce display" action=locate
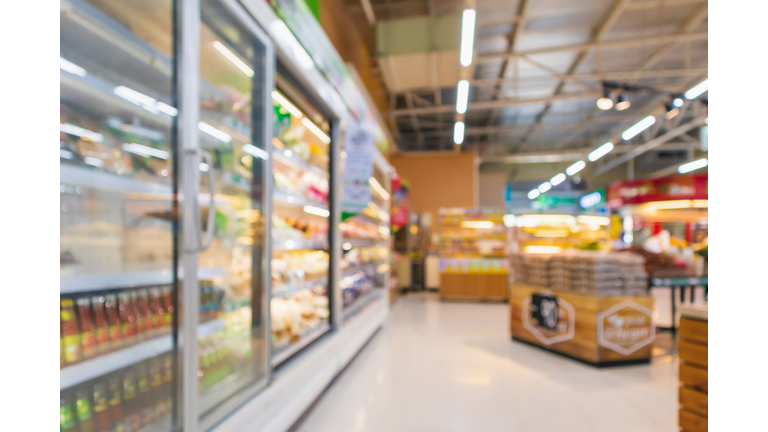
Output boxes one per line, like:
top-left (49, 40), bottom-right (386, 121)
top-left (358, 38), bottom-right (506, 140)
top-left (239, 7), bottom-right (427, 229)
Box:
top-left (339, 246), bottom-right (389, 270)
top-left (513, 251), bottom-right (648, 297)
top-left (60, 353), bottom-right (174, 432)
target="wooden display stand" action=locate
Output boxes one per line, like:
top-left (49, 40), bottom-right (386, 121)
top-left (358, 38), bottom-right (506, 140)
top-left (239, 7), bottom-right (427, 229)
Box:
top-left (678, 306), bottom-right (708, 432)
top-left (510, 284), bottom-right (655, 367)
top-left (440, 272), bottom-right (508, 301)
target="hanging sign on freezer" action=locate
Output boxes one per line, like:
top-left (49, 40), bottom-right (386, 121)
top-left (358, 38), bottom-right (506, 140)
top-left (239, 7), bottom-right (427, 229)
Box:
top-left (341, 125), bottom-right (375, 220)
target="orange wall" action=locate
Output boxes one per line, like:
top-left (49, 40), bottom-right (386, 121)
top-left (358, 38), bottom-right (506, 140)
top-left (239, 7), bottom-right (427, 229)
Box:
top-left (319, 0), bottom-right (388, 113)
top-left (390, 153), bottom-right (479, 223)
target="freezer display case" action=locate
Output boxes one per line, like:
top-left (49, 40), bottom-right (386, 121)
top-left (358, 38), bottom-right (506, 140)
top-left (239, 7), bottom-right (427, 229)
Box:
top-left (60, 0), bottom-right (180, 431)
top-left (195, 0), bottom-right (272, 425)
top-left (60, 0), bottom-right (273, 430)
top-left (340, 162), bottom-right (391, 319)
top-left (269, 72), bottom-right (333, 366)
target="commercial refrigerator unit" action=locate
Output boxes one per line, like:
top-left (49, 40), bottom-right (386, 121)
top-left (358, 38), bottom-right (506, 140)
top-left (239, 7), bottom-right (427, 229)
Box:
top-left (59, 0), bottom-right (391, 430)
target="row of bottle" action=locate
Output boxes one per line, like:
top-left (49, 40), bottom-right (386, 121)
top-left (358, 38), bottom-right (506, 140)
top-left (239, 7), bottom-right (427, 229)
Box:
top-left (61, 284), bottom-right (224, 368)
top-left (60, 355), bottom-right (173, 432)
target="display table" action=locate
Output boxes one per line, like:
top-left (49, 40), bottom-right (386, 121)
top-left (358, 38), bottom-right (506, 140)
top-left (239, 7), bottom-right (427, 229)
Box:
top-left (678, 305), bottom-right (708, 432)
top-left (510, 284), bottom-right (655, 366)
top-left (439, 258), bottom-right (508, 301)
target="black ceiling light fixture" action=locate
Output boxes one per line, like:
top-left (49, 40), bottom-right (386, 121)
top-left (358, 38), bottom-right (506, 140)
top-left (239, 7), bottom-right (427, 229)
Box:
top-left (615, 92), bottom-right (631, 111)
top-left (596, 83), bottom-right (614, 110)
top-left (665, 102), bottom-right (680, 120)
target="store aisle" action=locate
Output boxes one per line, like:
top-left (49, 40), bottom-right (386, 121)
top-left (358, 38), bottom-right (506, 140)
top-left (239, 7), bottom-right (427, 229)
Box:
top-left (294, 292), bottom-right (677, 432)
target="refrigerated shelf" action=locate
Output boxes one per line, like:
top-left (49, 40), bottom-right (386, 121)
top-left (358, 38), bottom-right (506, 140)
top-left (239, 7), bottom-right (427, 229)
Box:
top-left (342, 289), bottom-right (382, 321)
top-left (273, 275), bottom-right (328, 298)
top-left (60, 318), bottom-right (226, 390)
top-left (60, 267), bottom-right (226, 293)
top-left (273, 238), bottom-right (328, 251)
top-left (271, 322), bottom-right (331, 366)
top-left (272, 147), bottom-right (329, 179)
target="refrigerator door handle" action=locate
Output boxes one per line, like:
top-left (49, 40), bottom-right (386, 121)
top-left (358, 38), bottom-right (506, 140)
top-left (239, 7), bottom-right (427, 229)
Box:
top-left (199, 150), bottom-right (216, 251)
top-left (185, 149), bottom-right (216, 253)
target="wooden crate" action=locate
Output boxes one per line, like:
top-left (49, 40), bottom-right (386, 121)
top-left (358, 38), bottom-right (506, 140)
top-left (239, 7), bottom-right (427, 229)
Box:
top-left (679, 316), bottom-right (708, 432)
top-left (509, 284), bottom-right (654, 366)
top-left (440, 272), bottom-right (508, 301)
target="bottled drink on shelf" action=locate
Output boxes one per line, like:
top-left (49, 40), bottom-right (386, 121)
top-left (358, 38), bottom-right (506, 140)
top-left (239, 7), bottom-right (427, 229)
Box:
top-left (122, 370), bottom-right (142, 432)
top-left (131, 290), bottom-right (147, 341)
top-left (77, 297), bottom-right (97, 360)
top-left (104, 294), bottom-right (124, 350)
top-left (149, 287), bottom-right (167, 334)
top-left (92, 296), bottom-right (111, 355)
top-left (108, 376), bottom-right (128, 432)
top-left (118, 292), bottom-right (138, 346)
top-left (136, 362), bottom-right (155, 427)
top-left (61, 299), bottom-right (81, 365)
top-left (60, 394), bottom-right (76, 432)
top-left (149, 358), bottom-right (166, 417)
top-left (92, 382), bottom-right (113, 432)
top-left (75, 387), bottom-right (95, 432)
top-left (137, 289), bottom-right (156, 338)
top-left (162, 286), bottom-right (174, 330)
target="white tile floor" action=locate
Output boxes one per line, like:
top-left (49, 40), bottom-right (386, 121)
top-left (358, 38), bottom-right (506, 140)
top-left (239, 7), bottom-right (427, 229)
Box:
top-left (295, 292), bottom-right (677, 432)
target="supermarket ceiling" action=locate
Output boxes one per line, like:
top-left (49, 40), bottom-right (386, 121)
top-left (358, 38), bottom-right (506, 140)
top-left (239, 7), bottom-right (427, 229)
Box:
top-left (344, 0), bottom-right (708, 161)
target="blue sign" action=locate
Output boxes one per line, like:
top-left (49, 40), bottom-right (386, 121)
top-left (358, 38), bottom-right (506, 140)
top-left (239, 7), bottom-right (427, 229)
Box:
top-left (579, 190), bottom-right (603, 209)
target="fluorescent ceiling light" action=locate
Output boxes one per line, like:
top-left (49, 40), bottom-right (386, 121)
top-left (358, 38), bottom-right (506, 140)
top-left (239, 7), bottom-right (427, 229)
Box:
top-left (342, 243), bottom-right (352, 251)
top-left (615, 93), bottom-right (630, 111)
top-left (84, 157), bottom-right (104, 167)
top-left (503, 214), bottom-right (516, 227)
top-left (304, 205), bottom-right (330, 217)
top-left (243, 144), bottom-right (269, 160)
top-left (538, 182), bottom-right (552, 193)
top-left (60, 123), bottom-right (104, 142)
top-left (370, 177), bottom-right (390, 200)
top-left (524, 245), bottom-right (562, 254)
top-left (685, 79), bottom-right (708, 100)
top-left (199, 163), bottom-right (210, 172)
top-left (285, 150), bottom-right (292, 157)
top-left (60, 57), bottom-right (86, 76)
top-left (596, 95), bottom-right (613, 110)
top-left (621, 116), bottom-right (656, 141)
top-left (550, 173), bottom-right (566, 186)
top-left (456, 80), bottom-right (469, 114)
top-left (673, 98), bottom-right (684, 108)
top-left (588, 142), bottom-right (614, 161)
top-left (123, 143), bottom-right (169, 160)
top-left (60, 149), bottom-right (74, 159)
top-left (528, 189), bottom-right (540, 199)
top-left (454, 122), bottom-right (465, 144)
top-left (576, 215), bottom-right (610, 226)
top-left (566, 160), bottom-right (585, 176)
top-left (460, 221), bottom-right (495, 229)
top-left (198, 122), bottom-right (232, 143)
top-left (666, 107), bottom-right (680, 120)
top-left (213, 41), bottom-right (254, 77)
top-left (678, 158), bottom-right (708, 174)
top-left (460, 9), bottom-right (476, 67)
top-left (301, 118), bottom-right (331, 144)
top-left (271, 91), bottom-right (303, 118)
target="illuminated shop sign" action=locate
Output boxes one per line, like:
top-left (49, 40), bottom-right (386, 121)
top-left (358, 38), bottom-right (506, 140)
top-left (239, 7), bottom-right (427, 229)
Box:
top-left (579, 190), bottom-right (603, 209)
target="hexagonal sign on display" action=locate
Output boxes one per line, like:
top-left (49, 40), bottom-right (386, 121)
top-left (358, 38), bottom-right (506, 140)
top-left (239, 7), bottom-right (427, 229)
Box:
top-left (522, 293), bottom-right (575, 345)
top-left (597, 300), bottom-right (655, 356)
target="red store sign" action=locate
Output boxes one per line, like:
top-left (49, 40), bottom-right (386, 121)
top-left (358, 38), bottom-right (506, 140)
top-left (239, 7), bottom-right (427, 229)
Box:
top-left (606, 175), bottom-right (707, 209)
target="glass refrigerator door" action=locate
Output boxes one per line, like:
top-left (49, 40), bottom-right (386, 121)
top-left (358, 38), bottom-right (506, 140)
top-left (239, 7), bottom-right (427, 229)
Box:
top-left (270, 77), bottom-right (332, 366)
top-left (196, 0), bottom-right (272, 427)
top-left (60, 0), bottom-right (178, 431)
top-left (340, 164), bottom-right (391, 319)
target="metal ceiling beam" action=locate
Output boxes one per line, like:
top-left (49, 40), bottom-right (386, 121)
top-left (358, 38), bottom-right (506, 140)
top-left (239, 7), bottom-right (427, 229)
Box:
top-left (518, 0), bottom-right (631, 147)
top-left (591, 116), bottom-right (707, 176)
top-left (485, 0), bottom-right (531, 126)
top-left (626, 0), bottom-right (706, 10)
top-left (390, 91), bottom-right (600, 116)
top-left (477, 31), bottom-right (707, 63)
top-left (478, 142), bottom-right (697, 164)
